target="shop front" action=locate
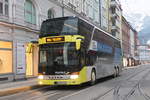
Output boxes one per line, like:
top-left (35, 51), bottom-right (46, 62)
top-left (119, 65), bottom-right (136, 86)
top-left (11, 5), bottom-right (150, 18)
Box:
top-left (14, 41), bottom-right (39, 79)
top-left (0, 40), bottom-right (13, 82)
top-left (123, 57), bottom-right (128, 67)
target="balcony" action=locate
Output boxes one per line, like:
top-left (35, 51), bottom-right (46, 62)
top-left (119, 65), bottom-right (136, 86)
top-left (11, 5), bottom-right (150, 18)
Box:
top-left (68, 2), bottom-right (76, 11)
top-left (112, 25), bottom-right (117, 30)
top-left (110, 0), bottom-right (120, 7)
top-left (111, 30), bottom-right (120, 39)
top-left (111, 13), bottom-right (118, 19)
top-left (111, 25), bottom-right (120, 32)
top-left (111, 8), bottom-right (121, 18)
top-left (112, 18), bottom-right (120, 27)
top-left (110, 0), bottom-right (117, 7)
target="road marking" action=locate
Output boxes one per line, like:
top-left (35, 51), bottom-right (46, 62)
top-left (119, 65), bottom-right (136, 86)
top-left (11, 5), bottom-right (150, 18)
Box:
top-left (29, 91), bottom-right (58, 100)
top-left (58, 86), bottom-right (95, 100)
top-left (58, 69), bottom-right (145, 100)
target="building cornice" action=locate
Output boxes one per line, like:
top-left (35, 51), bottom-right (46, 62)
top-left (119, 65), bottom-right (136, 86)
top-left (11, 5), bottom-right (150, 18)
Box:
top-left (0, 21), bottom-right (40, 34)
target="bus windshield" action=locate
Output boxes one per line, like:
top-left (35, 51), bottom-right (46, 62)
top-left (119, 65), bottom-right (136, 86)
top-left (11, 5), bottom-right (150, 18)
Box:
top-left (40, 18), bottom-right (78, 37)
top-left (39, 43), bottom-right (80, 75)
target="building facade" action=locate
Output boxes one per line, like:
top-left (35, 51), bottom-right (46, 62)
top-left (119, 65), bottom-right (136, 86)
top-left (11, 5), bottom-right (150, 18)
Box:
top-left (100, 0), bottom-right (109, 31)
top-left (121, 16), bottom-right (131, 67)
top-left (121, 16), bottom-right (140, 67)
top-left (133, 29), bottom-right (140, 65)
top-left (109, 0), bottom-right (122, 40)
top-left (129, 27), bottom-right (140, 66)
top-left (129, 27), bottom-right (135, 66)
top-left (57, 0), bottom-right (100, 24)
top-left (138, 45), bottom-right (150, 64)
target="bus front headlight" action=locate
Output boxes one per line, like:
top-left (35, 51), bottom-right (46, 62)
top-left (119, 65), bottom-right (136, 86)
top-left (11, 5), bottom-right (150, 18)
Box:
top-left (70, 75), bottom-right (79, 79)
top-left (38, 75), bottom-right (44, 79)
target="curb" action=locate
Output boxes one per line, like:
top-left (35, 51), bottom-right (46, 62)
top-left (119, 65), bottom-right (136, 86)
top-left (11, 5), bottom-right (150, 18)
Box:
top-left (0, 85), bottom-right (43, 97)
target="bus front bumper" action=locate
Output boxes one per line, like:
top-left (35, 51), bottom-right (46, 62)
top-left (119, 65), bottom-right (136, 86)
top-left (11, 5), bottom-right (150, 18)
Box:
top-left (38, 79), bottom-right (82, 85)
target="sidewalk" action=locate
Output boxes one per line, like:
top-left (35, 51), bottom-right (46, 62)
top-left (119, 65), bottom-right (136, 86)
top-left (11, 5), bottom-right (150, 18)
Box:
top-left (0, 78), bottom-right (42, 97)
top-left (123, 65), bottom-right (141, 70)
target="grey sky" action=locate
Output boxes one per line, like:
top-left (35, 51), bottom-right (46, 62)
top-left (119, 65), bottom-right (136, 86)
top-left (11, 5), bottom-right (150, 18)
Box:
top-left (121, 0), bottom-right (150, 32)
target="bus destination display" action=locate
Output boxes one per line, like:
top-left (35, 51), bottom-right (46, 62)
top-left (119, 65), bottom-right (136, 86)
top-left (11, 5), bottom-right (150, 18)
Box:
top-left (46, 37), bottom-right (65, 42)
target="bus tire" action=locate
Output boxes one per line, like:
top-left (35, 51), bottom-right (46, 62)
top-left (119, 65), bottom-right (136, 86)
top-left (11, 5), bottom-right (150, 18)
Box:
top-left (116, 66), bottom-right (119, 77)
top-left (113, 67), bottom-right (117, 78)
top-left (117, 66), bottom-right (120, 76)
top-left (90, 70), bottom-right (96, 85)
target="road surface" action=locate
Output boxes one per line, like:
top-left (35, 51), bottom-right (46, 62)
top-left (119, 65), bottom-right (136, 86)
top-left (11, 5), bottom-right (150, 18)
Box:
top-left (0, 64), bottom-right (150, 100)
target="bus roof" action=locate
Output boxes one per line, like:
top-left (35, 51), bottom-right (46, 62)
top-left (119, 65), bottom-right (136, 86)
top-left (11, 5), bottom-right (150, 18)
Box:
top-left (43, 16), bottom-right (120, 42)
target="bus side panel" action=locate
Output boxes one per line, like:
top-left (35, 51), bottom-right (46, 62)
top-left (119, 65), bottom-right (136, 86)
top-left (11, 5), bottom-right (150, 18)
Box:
top-left (92, 29), bottom-right (121, 78)
top-left (94, 57), bottom-right (114, 79)
top-left (94, 58), bottom-right (105, 79)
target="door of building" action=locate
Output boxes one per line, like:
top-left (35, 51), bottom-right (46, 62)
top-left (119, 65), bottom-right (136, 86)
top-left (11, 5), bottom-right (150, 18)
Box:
top-left (26, 43), bottom-right (38, 77)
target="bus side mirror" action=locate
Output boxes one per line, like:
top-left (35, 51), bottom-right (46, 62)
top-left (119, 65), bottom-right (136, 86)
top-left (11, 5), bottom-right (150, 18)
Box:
top-left (76, 39), bottom-right (81, 50)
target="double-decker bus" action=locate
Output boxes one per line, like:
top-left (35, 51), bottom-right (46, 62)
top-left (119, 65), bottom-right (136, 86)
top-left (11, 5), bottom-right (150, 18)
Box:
top-left (38, 16), bottom-right (122, 85)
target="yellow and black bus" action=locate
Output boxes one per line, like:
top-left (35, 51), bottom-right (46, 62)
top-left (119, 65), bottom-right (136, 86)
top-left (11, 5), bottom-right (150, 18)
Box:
top-left (38, 16), bottom-right (122, 85)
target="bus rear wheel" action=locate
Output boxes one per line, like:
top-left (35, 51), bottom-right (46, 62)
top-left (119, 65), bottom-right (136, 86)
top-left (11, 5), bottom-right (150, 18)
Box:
top-left (116, 66), bottom-right (120, 76)
top-left (113, 67), bottom-right (117, 78)
top-left (90, 70), bottom-right (96, 85)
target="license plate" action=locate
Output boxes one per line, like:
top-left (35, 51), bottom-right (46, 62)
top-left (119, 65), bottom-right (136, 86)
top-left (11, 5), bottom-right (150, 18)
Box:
top-left (54, 81), bottom-right (67, 85)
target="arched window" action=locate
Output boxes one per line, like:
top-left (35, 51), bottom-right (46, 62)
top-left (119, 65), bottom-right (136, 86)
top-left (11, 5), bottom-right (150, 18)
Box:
top-left (48, 9), bottom-right (55, 19)
top-left (24, 0), bottom-right (36, 24)
top-left (0, 0), bottom-right (9, 16)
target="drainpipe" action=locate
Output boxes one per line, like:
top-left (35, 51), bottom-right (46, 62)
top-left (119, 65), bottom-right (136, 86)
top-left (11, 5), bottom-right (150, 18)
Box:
top-left (99, 0), bottom-right (101, 27)
top-left (62, 0), bottom-right (64, 17)
top-left (12, 0), bottom-right (16, 81)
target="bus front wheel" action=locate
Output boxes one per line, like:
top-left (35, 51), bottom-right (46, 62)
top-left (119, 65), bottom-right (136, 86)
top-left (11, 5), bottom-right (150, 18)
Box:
top-left (90, 70), bottom-right (96, 85)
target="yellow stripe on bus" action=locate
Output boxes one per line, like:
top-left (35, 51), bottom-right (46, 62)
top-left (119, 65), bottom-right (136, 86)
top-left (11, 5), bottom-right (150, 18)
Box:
top-left (38, 35), bottom-right (84, 45)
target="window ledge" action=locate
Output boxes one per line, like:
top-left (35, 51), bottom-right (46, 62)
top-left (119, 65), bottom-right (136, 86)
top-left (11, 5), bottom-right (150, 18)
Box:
top-left (24, 21), bottom-right (39, 30)
top-left (0, 15), bottom-right (9, 22)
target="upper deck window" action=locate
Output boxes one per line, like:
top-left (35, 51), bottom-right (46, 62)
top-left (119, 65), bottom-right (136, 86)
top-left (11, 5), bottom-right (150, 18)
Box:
top-left (40, 17), bottom-right (78, 37)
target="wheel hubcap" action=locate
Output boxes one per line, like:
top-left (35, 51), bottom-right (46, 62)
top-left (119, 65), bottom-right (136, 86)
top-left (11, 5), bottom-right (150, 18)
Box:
top-left (92, 72), bottom-right (95, 82)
